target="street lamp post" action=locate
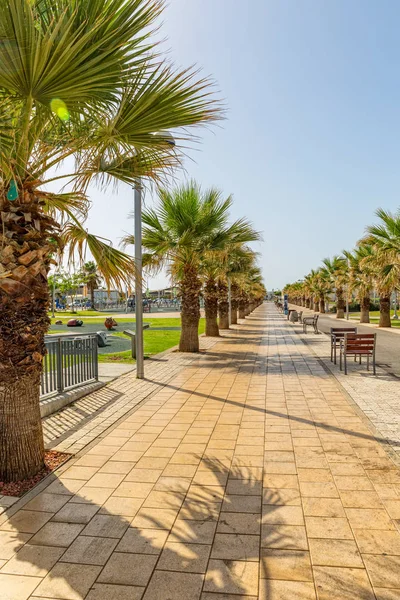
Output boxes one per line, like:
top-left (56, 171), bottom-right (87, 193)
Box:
top-left (133, 131), bottom-right (175, 379)
top-left (52, 274), bottom-right (57, 318)
top-left (392, 290), bottom-right (399, 320)
top-left (345, 257), bottom-right (350, 320)
top-left (134, 180), bottom-right (145, 379)
top-left (228, 277), bottom-right (232, 326)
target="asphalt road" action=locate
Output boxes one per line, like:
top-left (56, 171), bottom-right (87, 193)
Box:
top-left (292, 307), bottom-right (400, 378)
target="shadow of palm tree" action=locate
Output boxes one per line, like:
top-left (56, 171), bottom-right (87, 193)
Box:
top-left (0, 450), bottom-right (299, 599)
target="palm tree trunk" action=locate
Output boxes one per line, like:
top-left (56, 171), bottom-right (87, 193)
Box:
top-left (90, 285), bottom-right (95, 310)
top-left (239, 299), bottom-right (246, 319)
top-left (231, 283), bottom-right (239, 324)
top-left (0, 190), bottom-right (56, 481)
top-left (360, 295), bottom-right (370, 323)
top-left (179, 265), bottom-right (202, 351)
top-left (379, 295), bottom-right (391, 328)
top-left (336, 288), bottom-right (345, 319)
top-left (218, 280), bottom-right (229, 329)
top-left (313, 299), bottom-right (319, 311)
top-left (319, 296), bottom-right (325, 313)
top-left (305, 298), bottom-right (311, 309)
top-left (204, 277), bottom-right (219, 337)
top-left (231, 299), bottom-right (238, 324)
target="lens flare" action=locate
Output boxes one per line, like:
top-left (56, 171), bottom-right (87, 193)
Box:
top-left (50, 98), bottom-right (70, 121)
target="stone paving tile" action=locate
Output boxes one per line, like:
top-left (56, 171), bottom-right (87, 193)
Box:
top-left (2, 304), bottom-right (400, 598)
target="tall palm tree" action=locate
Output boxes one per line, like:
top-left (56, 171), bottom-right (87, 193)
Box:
top-left (80, 261), bottom-right (102, 309)
top-left (322, 256), bottom-right (348, 318)
top-left (0, 0), bottom-right (222, 482)
top-left (344, 245), bottom-right (375, 323)
top-left (136, 182), bottom-right (250, 352)
top-left (201, 240), bottom-right (260, 336)
top-left (303, 273), bottom-right (314, 308)
top-left (228, 247), bottom-right (259, 324)
top-left (214, 244), bottom-right (259, 332)
top-left (361, 208), bottom-right (400, 327)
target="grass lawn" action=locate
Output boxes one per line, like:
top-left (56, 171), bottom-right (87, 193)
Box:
top-left (49, 316), bottom-right (186, 327)
top-left (349, 311), bottom-right (400, 327)
top-left (96, 319), bottom-right (205, 364)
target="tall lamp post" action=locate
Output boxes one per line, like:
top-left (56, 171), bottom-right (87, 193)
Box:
top-left (134, 131), bottom-right (175, 379)
top-left (392, 290), bottom-right (399, 320)
top-left (134, 180), bottom-right (145, 379)
top-left (228, 276), bottom-right (232, 326)
top-left (345, 258), bottom-right (350, 320)
top-left (51, 272), bottom-right (58, 318)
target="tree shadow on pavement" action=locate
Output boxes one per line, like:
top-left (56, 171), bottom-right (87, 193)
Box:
top-left (0, 455), bottom-right (298, 599)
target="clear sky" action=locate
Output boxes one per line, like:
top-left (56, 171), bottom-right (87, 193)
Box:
top-left (83, 0), bottom-right (400, 291)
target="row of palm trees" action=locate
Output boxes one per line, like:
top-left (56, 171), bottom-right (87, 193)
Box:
top-left (0, 1), bottom-right (264, 482)
top-left (123, 181), bottom-right (265, 353)
top-left (284, 208), bottom-right (400, 328)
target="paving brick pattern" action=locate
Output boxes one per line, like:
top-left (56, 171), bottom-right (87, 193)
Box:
top-left (290, 304), bottom-right (400, 460)
top-left (0, 303), bottom-right (400, 599)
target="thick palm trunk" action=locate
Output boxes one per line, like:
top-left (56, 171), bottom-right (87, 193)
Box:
top-left (179, 265), bottom-right (201, 351)
top-left (379, 295), bottom-right (391, 328)
top-left (319, 297), bottom-right (325, 313)
top-left (0, 374), bottom-right (45, 482)
top-left (231, 299), bottom-right (238, 324)
top-left (360, 295), bottom-right (370, 323)
top-left (231, 284), bottom-right (239, 324)
top-left (90, 286), bottom-right (95, 310)
top-left (204, 277), bottom-right (219, 337)
top-left (218, 280), bottom-right (229, 329)
top-left (336, 288), bottom-right (345, 319)
top-left (313, 299), bottom-right (319, 311)
top-left (305, 298), bottom-right (311, 309)
top-left (239, 299), bottom-right (246, 319)
top-left (0, 189), bottom-right (57, 481)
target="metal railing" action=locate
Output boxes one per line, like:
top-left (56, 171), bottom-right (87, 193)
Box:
top-left (40, 333), bottom-right (98, 399)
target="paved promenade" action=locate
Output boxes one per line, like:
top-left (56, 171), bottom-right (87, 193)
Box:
top-left (1, 303), bottom-right (400, 599)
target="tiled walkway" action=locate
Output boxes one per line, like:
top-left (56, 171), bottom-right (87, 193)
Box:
top-left (1, 304), bottom-right (400, 599)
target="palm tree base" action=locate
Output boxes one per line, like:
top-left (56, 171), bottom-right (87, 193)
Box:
top-left (0, 372), bottom-right (45, 482)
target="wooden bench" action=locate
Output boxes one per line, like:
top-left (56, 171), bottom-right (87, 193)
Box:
top-left (303, 314), bottom-right (319, 334)
top-left (339, 333), bottom-right (377, 375)
top-left (330, 327), bottom-right (357, 364)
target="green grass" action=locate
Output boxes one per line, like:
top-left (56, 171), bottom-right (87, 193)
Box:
top-left (49, 317), bottom-right (205, 331)
top-left (97, 319), bottom-right (205, 364)
top-left (49, 316), bottom-right (186, 327)
top-left (348, 311), bottom-right (400, 326)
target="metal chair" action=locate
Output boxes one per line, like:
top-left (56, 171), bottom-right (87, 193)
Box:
top-left (303, 314), bottom-right (319, 334)
top-left (339, 333), bottom-right (377, 375)
top-left (330, 327), bottom-right (357, 364)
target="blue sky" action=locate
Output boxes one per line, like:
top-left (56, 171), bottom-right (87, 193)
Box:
top-left (85, 0), bottom-right (400, 290)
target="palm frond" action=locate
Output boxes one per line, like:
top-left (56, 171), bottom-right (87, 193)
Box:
top-left (61, 221), bottom-right (135, 289)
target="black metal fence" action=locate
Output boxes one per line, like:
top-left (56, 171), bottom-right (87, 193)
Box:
top-left (40, 333), bottom-right (98, 398)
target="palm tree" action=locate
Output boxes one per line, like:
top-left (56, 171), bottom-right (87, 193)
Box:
top-left (344, 245), bottom-right (375, 323)
top-left (214, 244), bottom-right (260, 332)
top-left (136, 182), bottom-right (249, 352)
top-left (303, 274), bottom-right (314, 308)
top-left (244, 267), bottom-right (266, 312)
top-left (361, 208), bottom-right (400, 327)
top-left (80, 262), bottom-right (102, 309)
top-left (201, 254), bottom-right (221, 336)
top-left (0, 0), bottom-right (222, 481)
top-left (322, 256), bottom-right (348, 318)
top-left (228, 247), bottom-right (259, 324)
